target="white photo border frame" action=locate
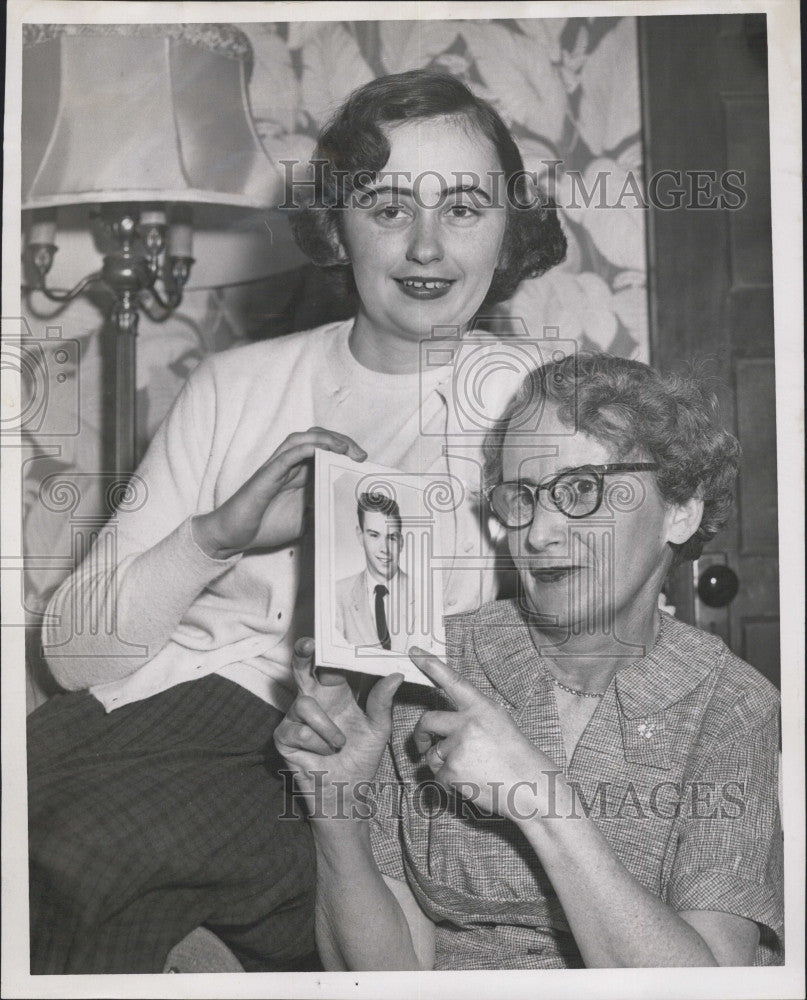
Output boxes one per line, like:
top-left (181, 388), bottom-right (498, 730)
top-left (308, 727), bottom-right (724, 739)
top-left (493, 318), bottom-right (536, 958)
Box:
top-left (315, 448), bottom-right (444, 686)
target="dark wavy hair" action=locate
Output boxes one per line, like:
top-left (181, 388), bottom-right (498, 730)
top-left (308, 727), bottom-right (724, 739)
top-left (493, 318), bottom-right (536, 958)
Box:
top-left (483, 353), bottom-right (741, 563)
top-left (288, 70), bottom-right (567, 308)
top-left (357, 492), bottom-right (402, 533)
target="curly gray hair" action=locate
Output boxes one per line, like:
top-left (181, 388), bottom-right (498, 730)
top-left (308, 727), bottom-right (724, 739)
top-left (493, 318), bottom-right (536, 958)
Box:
top-left (483, 352), bottom-right (741, 563)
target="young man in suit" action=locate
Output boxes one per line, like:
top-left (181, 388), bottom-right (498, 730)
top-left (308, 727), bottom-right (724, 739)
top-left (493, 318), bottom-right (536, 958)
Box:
top-left (334, 494), bottom-right (420, 653)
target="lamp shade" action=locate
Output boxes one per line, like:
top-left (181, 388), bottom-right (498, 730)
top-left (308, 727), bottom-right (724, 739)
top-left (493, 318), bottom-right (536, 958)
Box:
top-left (21, 25), bottom-right (307, 288)
top-left (22, 26), bottom-right (283, 208)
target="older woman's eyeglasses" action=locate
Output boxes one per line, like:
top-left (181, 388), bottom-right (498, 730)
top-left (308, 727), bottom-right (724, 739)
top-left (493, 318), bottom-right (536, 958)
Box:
top-left (487, 464), bottom-right (659, 524)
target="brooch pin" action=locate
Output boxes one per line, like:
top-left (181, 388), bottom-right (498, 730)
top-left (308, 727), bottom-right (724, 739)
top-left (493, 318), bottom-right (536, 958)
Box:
top-left (637, 721), bottom-right (656, 740)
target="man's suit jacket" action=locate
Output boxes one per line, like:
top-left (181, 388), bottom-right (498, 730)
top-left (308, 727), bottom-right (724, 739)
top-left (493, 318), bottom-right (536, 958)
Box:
top-left (334, 569), bottom-right (420, 653)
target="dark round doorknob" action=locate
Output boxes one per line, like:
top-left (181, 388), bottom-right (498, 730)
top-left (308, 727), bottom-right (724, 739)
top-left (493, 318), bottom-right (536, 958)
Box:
top-left (697, 564), bottom-right (739, 607)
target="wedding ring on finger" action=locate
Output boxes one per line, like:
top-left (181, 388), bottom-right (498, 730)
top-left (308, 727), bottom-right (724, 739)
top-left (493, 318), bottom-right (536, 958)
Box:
top-left (428, 740), bottom-right (447, 766)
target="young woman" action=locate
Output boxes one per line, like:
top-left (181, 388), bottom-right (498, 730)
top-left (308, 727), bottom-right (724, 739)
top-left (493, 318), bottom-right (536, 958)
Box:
top-left (28, 71), bottom-right (566, 972)
top-left (276, 353), bottom-right (784, 970)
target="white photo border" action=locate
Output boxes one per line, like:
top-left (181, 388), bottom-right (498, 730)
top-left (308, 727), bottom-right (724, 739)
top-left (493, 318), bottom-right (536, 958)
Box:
top-left (315, 449), bottom-right (444, 686)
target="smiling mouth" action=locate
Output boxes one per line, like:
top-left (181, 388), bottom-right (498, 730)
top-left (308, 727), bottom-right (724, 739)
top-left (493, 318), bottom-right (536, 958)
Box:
top-left (530, 567), bottom-right (584, 583)
top-left (395, 277), bottom-right (455, 299)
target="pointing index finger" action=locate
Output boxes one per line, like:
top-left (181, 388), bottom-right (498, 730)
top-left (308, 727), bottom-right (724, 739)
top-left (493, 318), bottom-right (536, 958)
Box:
top-left (408, 647), bottom-right (479, 709)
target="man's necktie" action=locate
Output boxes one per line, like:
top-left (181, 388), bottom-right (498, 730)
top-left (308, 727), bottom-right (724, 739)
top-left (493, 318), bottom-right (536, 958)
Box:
top-left (374, 584), bottom-right (391, 650)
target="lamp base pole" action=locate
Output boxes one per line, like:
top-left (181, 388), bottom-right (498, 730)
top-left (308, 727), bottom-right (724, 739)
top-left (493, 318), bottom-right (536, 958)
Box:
top-left (101, 293), bottom-right (139, 480)
top-left (99, 212), bottom-right (151, 479)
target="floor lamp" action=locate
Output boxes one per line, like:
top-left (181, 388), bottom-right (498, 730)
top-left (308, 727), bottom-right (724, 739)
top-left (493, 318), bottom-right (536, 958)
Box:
top-left (21, 24), bottom-right (303, 477)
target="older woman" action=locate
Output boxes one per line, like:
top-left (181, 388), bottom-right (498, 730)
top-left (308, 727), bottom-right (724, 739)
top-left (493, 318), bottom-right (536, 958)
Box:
top-left (27, 71), bottom-right (565, 972)
top-left (276, 352), bottom-right (784, 970)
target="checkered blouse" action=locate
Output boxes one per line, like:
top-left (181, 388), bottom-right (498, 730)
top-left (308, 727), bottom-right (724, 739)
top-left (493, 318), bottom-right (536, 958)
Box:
top-left (368, 601), bottom-right (784, 969)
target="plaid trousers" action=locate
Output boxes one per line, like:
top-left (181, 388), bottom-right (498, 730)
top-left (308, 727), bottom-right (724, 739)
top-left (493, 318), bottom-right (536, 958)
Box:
top-left (28, 675), bottom-right (317, 974)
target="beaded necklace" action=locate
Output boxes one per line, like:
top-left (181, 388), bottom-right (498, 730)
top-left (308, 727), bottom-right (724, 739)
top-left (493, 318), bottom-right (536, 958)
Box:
top-left (545, 671), bottom-right (606, 699)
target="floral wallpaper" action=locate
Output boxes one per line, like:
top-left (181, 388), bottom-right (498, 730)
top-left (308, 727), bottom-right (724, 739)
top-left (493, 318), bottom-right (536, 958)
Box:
top-left (21, 17), bottom-right (647, 709)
